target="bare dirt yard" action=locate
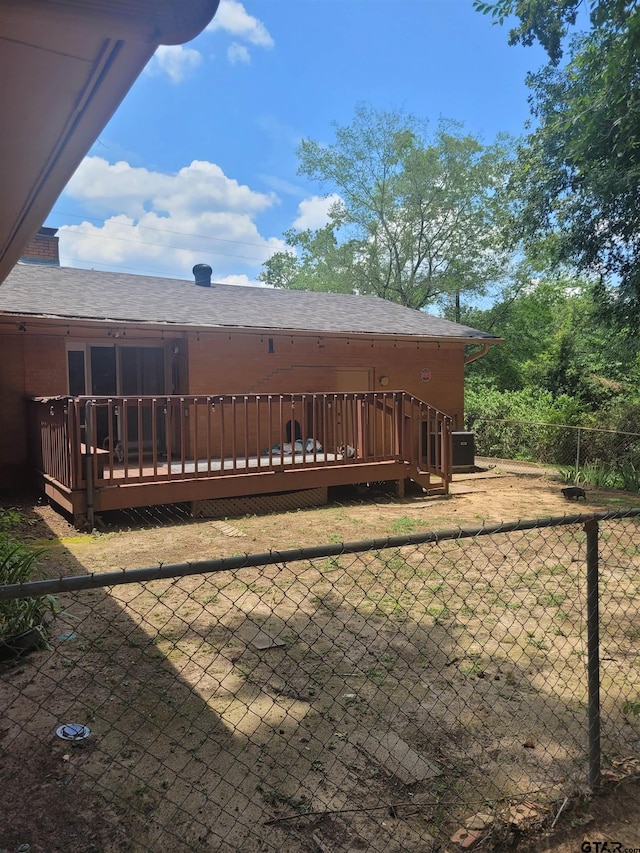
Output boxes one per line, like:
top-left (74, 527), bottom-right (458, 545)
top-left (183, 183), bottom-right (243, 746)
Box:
top-left (1, 468), bottom-right (640, 852)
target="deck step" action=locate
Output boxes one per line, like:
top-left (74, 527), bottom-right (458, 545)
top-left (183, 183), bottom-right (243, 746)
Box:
top-left (410, 469), bottom-right (449, 496)
top-left (421, 485), bottom-right (448, 496)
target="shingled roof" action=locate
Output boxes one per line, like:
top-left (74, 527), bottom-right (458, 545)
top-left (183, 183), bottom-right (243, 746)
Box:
top-left (0, 264), bottom-right (499, 341)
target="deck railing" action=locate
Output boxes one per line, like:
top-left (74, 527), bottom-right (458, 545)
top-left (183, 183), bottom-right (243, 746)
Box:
top-left (28, 392), bottom-right (452, 492)
top-left (28, 397), bottom-right (82, 489)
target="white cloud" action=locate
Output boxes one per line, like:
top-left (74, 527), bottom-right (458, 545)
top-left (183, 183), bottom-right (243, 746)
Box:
top-left (207, 0), bottom-right (273, 64)
top-left (218, 273), bottom-right (269, 288)
top-left (143, 2), bottom-right (273, 78)
top-left (145, 45), bottom-right (202, 83)
top-left (65, 157), bottom-right (275, 217)
top-left (293, 194), bottom-right (342, 230)
top-left (228, 42), bottom-right (251, 65)
top-left (59, 157), bottom-right (286, 283)
top-left (208, 0), bottom-right (274, 46)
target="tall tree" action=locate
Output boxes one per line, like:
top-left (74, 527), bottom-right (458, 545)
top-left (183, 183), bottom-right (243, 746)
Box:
top-left (475, 0), bottom-right (640, 323)
top-left (473, 0), bottom-right (637, 64)
top-left (464, 270), bottom-right (640, 410)
top-left (260, 106), bottom-right (514, 313)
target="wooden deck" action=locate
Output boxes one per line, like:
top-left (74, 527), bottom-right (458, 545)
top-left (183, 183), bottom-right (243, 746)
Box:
top-left (28, 392), bottom-right (452, 526)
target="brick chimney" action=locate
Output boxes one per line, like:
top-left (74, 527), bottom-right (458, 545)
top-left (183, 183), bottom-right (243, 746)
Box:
top-left (20, 227), bottom-right (60, 266)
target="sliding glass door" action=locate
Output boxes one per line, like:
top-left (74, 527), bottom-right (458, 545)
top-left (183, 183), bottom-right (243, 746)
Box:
top-left (67, 344), bottom-right (167, 454)
top-left (119, 347), bottom-right (166, 454)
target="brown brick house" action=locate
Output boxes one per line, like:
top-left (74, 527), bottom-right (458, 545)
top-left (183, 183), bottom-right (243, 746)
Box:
top-left (0, 4), bottom-right (499, 526)
top-left (0, 232), bottom-right (500, 525)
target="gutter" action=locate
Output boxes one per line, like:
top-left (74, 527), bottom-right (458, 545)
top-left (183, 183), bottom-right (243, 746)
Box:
top-left (464, 342), bottom-right (499, 365)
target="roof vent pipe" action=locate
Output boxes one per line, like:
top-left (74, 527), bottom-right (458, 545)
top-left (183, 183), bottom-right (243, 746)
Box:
top-left (192, 263), bottom-right (212, 287)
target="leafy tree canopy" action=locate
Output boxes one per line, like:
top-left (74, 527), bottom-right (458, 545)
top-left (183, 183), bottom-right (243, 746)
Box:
top-left (473, 0), bottom-right (637, 64)
top-left (476, 0), bottom-right (640, 325)
top-left (464, 271), bottom-right (640, 411)
top-left (260, 105), bottom-right (514, 314)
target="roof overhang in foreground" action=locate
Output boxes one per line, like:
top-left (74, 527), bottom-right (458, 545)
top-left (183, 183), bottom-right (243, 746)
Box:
top-left (0, 0), bottom-right (219, 284)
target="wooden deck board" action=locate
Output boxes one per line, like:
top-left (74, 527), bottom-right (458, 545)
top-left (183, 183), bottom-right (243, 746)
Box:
top-left (102, 451), bottom-right (341, 481)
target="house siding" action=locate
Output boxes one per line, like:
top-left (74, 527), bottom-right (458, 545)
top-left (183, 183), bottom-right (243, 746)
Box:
top-left (23, 335), bottom-right (68, 395)
top-left (187, 330), bottom-right (464, 422)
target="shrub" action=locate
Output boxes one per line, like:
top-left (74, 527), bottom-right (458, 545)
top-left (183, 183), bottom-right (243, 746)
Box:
top-left (0, 533), bottom-right (56, 645)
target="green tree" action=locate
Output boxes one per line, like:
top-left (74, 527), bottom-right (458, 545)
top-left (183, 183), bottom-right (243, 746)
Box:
top-left (465, 270), bottom-right (640, 412)
top-left (475, 0), bottom-right (640, 324)
top-left (260, 105), bottom-right (514, 314)
top-left (473, 1), bottom-right (638, 63)
top-left (461, 274), bottom-right (582, 390)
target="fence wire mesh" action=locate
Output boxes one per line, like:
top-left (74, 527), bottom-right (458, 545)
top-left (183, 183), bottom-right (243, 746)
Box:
top-left (1, 513), bottom-right (640, 852)
top-left (471, 418), bottom-right (640, 488)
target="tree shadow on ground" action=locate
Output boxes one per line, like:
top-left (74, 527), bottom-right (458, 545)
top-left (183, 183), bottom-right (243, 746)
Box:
top-left (1, 495), bottom-right (639, 852)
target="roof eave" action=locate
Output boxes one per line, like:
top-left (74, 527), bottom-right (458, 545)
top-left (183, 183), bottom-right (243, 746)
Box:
top-left (3, 0), bottom-right (222, 47)
top-left (0, 312), bottom-right (503, 344)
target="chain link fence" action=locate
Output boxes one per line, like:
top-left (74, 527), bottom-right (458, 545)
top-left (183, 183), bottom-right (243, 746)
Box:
top-left (2, 511), bottom-right (640, 851)
top-left (470, 418), bottom-right (640, 488)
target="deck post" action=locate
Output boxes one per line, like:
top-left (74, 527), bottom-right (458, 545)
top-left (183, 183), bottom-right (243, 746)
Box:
top-left (84, 400), bottom-right (95, 530)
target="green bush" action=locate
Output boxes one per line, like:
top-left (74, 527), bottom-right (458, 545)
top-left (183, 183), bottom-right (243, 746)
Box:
top-left (0, 533), bottom-right (56, 645)
top-left (556, 460), bottom-right (640, 492)
top-left (465, 383), bottom-right (582, 463)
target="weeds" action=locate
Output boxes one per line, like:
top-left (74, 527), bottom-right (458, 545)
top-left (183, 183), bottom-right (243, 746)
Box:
top-left (257, 785), bottom-right (310, 814)
top-left (0, 533), bottom-right (57, 644)
top-left (0, 507), bottom-right (30, 532)
top-left (390, 516), bottom-right (424, 535)
top-left (538, 592), bottom-right (566, 607)
top-left (559, 460), bottom-right (640, 491)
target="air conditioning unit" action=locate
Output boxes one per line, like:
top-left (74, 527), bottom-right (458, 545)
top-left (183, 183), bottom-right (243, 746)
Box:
top-left (452, 431), bottom-right (475, 470)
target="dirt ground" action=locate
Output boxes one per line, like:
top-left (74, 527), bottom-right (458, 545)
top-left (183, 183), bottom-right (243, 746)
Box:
top-left (18, 467), bottom-right (638, 565)
top-left (1, 468), bottom-right (640, 852)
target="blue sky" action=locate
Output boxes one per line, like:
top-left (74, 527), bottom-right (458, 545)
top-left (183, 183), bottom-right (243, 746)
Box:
top-left (46, 0), bottom-right (550, 286)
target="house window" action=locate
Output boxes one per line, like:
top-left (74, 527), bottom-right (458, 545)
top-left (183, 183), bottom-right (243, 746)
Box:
top-left (67, 343), bottom-right (168, 451)
top-left (90, 345), bottom-right (117, 395)
top-left (67, 344), bottom-right (167, 397)
top-left (119, 346), bottom-right (165, 395)
top-left (67, 349), bottom-right (86, 396)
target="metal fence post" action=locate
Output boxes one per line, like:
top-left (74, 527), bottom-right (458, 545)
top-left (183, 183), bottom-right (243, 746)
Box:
top-left (576, 426), bottom-right (582, 475)
top-left (585, 517), bottom-right (601, 789)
